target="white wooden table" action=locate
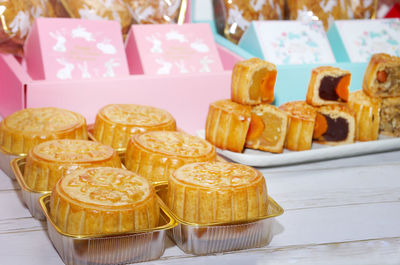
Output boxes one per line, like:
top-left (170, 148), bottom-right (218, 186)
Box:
top-left (1, 149), bottom-right (400, 265)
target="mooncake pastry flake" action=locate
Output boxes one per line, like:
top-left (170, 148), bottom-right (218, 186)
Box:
top-left (380, 97), bottom-right (400, 137)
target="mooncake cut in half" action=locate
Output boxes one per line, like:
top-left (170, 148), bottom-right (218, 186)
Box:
top-left (205, 99), bottom-right (251, 153)
top-left (24, 140), bottom-right (121, 191)
top-left (93, 104), bottom-right (176, 151)
top-left (380, 97), bottom-right (400, 137)
top-left (306, 66), bottom-right (351, 106)
top-left (313, 104), bottom-right (356, 145)
top-left (167, 161), bottom-right (268, 224)
top-left (279, 101), bottom-right (317, 151)
top-left (347, 90), bottom-right (382, 141)
top-left (125, 131), bottom-right (216, 183)
top-left (231, 58), bottom-right (277, 105)
top-left (0, 107), bottom-right (88, 155)
top-left (50, 167), bottom-right (159, 235)
top-left (246, 104), bottom-right (288, 153)
top-left (362, 53), bottom-right (400, 98)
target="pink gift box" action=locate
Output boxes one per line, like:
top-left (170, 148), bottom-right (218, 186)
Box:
top-left (0, 43), bottom-right (241, 134)
top-left (24, 17), bottom-right (129, 80)
top-left (126, 23), bottom-right (224, 75)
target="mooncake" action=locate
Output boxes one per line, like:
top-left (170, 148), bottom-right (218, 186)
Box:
top-left (125, 131), bottom-right (216, 183)
top-left (347, 90), bottom-right (381, 141)
top-left (123, 0), bottom-right (184, 24)
top-left (167, 161), bottom-right (268, 224)
top-left (0, 107), bottom-right (88, 155)
top-left (306, 66), bottom-right (351, 107)
top-left (205, 99), bottom-right (251, 153)
top-left (313, 104), bottom-right (356, 145)
top-left (93, 104), bottom-right (176, 151)
top-left (24, 139), bottom-right (121, 191)
top-left (380, 97), bottom-right (400, 137)
top-left (50, 167), bottom-right (159, 235)
top-left (231, 58), bottom-right (277, 105)
top-left (279, 101), bottom-right (317, 151)
top-left (246, 104), bottom-right (288, 153)
top-left (362, 53), bottom-right (400, 98)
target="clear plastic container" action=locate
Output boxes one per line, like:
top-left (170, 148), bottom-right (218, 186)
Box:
top-left (156, 185), bottom-right (284, 255)
top-left (11, 157), bottom-right (49, 220)
top-left (39, 194), bottom-right (177, 265)
top-left (0, 145), bottom-right (23, 179)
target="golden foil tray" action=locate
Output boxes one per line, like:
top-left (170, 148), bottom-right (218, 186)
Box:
top-left (156, 185), bottom-right (284, 255)
top-left (39, 194), bottom-right (177, 265)
top-left (0, 144), bottom-right (24, 179)
top-left (12, 157), bottom-right (50, 220)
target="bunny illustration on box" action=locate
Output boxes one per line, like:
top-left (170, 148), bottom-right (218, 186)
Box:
top-left (166, 30), bottom-right (188, 43)
top-left (199, 56), bottom-right (214, 72)
top-left (56, 58), bottom-right (74, 79)
top-left (49, 30), bottom-right (66, 52)
top-left (77, 61), bottom-right (91, 79)
top-left (156, 58), bottom-right (172, 74)
top-left (9, 10), bottom-right (30, 38)
top-left (79, 5), bottom-right (104, 20)
top-left (175, 60), bottom-right (189, 73)
top-left (190, 39), bottom-right (210, 53)
top-left (104, 58), bottom-right (120, 77)
top-left (97, 39), bottom-right (116, 54)
top-left (146, 35), bottom-right (163, 53)
top-left (72, 25), bottom-right (95, 42)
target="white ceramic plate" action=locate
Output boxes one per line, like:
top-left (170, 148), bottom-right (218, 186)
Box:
top-left (197, 130), bottom-right (400, 167)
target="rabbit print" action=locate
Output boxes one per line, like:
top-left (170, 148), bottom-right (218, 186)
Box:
top-left (72, 26), bottom-right (95, 42)
top-left (49, 30), bottom-right (66, 52)
top-left (77, 61), bottom-right (91, 79)
top-left (156, 58), bottom-right (172, 75)
top-left (199, 56), bottom-right (214, 72)
top-left (146, 35), bottom-right (163, 53)
top-left (175, 60), bottom-right (189, 73)
top-left (190, 39), bottom-right (210, 53)
top-left (56, 58), bottom-right (74, 79)
top-left (97, 39), bottom-right (117, 54)
top-left (104, 58), bottom-right (120, 77)
top-left (165, 30), bottom-right (188, 43)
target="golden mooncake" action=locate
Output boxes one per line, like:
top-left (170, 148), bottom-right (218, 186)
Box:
top-left (24, 139), bottom-right (121, 191)
top-left (125, 131), bottom-right (216, 183)
top-left (0, 107), bottom-right (88, 155)
top-left (362, 53), bottom-right (400, 98)
top-left (50, 167), bottom-right (159, 235)
top-left (279, 101), bottom-right (317, 151)
top-left (246, 104), bottom-right (288, 153)
top-left (313, 104), bottom-right (356, 146)
top-left (167, 161), bottom-right (268, 224)
top-left (380, 97), bottom-right (400, 137)
top-left (231, 58), bottom-right (277, 105)
top-left (347, 90), bottom-right (381, 141)
top-left (306, 66), bottom-right (351, 107)
top-left (93, 104), bottom-right (176, 151)
top-left (205, 99), bottom-right (251, 153)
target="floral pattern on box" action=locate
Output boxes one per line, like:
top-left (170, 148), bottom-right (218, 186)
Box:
top-left (256, 20), bottom-right (335, 65)
top-left (336, 19), bottom-right (400, 62)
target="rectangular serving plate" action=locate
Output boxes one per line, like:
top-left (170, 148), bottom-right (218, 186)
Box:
top-left (198, 130), bottom-right (400, 167)
top-left (0, 144), bottom-right (24, 179)
top-left (39, 194), bottom-right (177, 265)
top-left (11, 157), bottom-right (49, 220)
top-left (156, 184), bottom-right (284, 255)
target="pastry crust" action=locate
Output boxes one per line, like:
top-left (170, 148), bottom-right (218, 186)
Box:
top-left (125, 131), bottom-right (216, 183)
top-left (347, 90), bottom-right (381, 141)
top-left (380, 97), bottom-right (400, 137)
top-left (205, 99), bottom-right (251, 153)
top-left (306, 66), bottom-right (351, 107)
top-left (313, 104), bottom-right (356, 146)
top-left (362, 53), bottom-right (400, 98)
top-left (0, 107), bottom-right (88, 155)
top-left (231, 58), bottom-right (277, 105)
top-left (50, 167), bottom-right (159, 235)
top-left (246, 104), bottom-right (288, 153)
top-left (93, 104), bottom-right (176, 151)
top-left (167, 161), bottom-right (268, 224)
top-left (279, 101), bottom-right (317, 151)
top-left (24, 140), bottom-right (121, 191)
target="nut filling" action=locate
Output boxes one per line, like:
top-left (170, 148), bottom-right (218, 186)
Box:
top-left (380, 100), bottom-right (400, 137)
top-left (322, 115), bottom-right (349, 141)
top-left (319, 75), bottom-right (344, 101)
top-left (376, 66), bottom-right (400, 95)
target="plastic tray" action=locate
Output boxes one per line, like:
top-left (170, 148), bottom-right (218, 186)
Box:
top-left (39, 194), bottom-right (177, 265)
top-left (11, 157), bottom-right (49, 220)
top-left (156, 185), bottom-right (284, 255)
top-left (0, 145), bottom-right (24, 179)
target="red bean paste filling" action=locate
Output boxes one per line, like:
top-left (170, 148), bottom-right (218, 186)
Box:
top-left (322, 114), bottom-right (348, 141)
top-left (319, 75), bottom-right (344, 101)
